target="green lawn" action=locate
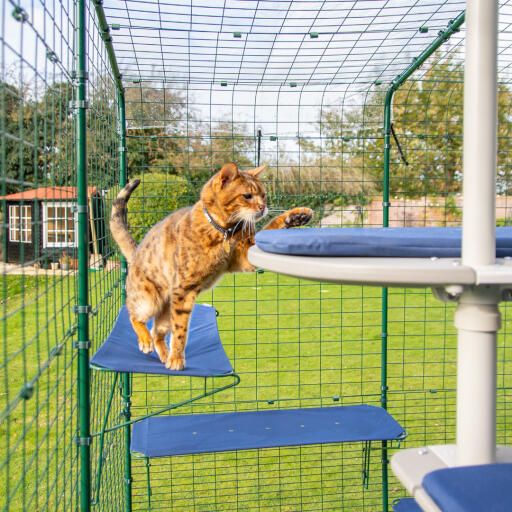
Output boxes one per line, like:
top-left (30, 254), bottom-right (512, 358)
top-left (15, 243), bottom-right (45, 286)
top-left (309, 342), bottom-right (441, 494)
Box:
top-left (2, 271), bottom-right (511, 511)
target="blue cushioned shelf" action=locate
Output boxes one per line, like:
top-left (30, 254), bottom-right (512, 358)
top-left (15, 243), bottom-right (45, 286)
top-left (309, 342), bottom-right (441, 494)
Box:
top-left (90, 304), bottom-right (233, 377)
top-left (255, 226), bottom-right (512, 258)
top-left (130, 404), bottom-right (405, 458)
top-left (422, 463), bottom-right (512, 512)
top-left (392, 498), bottom-right (422, 512)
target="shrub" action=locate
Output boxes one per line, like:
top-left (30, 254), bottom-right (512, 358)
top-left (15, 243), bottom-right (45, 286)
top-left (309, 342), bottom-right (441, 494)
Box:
top-left (107, 173), bottom-right (188, 243)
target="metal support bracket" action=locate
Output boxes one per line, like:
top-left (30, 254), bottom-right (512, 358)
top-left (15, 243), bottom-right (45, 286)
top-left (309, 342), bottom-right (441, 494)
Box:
top-left (71, 70), bottom-right (89, 80)
top-left (73, 305), bottom-right (91, 315)
top-left (362, 441), bottom-right (372, 489)
top-left (71, 204), bottom-right (88, 214)
top-left (432, 284), bottom-right (465, 303)
top-left (12, 6), bottom-right (28, 22)
top-left (73, 340), bottom-right (91, 350)
top-left (75, 436), bottom-right (92, 446)
top-left (101, 31), bottom-right (112, 43)
top-left (69, 100), bottom-right (89, 110)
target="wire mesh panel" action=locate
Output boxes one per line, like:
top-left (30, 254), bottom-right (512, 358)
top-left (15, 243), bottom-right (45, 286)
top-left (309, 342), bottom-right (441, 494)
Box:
top-left (2, 0), bottom-right (512, 511)
top-left (0, 0), bottom-right (79, 510)
top-left (0, 0), bottom-right (124, 510)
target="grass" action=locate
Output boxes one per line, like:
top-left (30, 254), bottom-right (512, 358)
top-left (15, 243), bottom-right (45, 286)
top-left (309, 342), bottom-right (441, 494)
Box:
top-left (1, 270), bottom-right (511, 511)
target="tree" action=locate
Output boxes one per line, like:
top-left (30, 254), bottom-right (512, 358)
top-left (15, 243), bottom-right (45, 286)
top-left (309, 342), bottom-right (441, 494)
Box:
top-left (1, 81), bottom-right (39, 193)
top-left (125, 83), bottom-right (254, 199)
top-left (306, 52), bottom-right (512, 197)
top-left (36, 82), bottom-right (75, 187)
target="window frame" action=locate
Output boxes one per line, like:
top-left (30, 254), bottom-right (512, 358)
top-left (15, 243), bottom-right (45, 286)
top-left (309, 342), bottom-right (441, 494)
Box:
top-left (42, 201), bottom-right (78, 248)
top-left (9, 204), bottom-right (32, 243)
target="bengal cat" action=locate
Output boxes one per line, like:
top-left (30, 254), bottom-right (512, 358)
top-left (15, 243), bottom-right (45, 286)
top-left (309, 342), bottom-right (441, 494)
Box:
top-left (110, 162), bottom-right (312, 370)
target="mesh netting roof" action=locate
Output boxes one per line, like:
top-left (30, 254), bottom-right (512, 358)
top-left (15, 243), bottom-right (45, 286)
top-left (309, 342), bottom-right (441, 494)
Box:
top-left (102, 0), bottom-right (471, 87)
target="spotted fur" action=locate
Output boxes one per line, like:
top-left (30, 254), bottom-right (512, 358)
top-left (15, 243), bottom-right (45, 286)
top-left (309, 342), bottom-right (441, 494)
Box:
top-left (110, 162), bottom-right (313, 370)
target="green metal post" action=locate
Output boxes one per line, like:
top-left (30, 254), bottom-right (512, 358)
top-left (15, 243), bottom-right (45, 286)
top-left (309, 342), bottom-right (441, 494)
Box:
top-left (381, 87), bottom-right (392, 512)
top-left (90, 1), bottom-right (130, 506)
top-left (92, 1), bottom-right (124, 92)
top-left (118, 90), bottom-right (132, 511)
top-left (380, 12), bottom-right (465, 511)
top-left (76, 0), bottom-right (91, 510)
top-left (380, 287), bottom-right (389, 512)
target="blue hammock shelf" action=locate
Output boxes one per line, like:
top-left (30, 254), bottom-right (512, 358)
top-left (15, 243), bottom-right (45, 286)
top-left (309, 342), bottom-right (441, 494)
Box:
top-left (90, 303), bottom-right (234, 377)
top-left (90, 292), bottom-right (406, 499)
top-left (130, 404), bottom-right (406, 458)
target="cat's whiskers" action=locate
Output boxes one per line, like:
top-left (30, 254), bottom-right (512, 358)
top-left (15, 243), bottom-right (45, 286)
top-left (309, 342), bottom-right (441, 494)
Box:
top-left (230, 211), bottom-right (258, 234)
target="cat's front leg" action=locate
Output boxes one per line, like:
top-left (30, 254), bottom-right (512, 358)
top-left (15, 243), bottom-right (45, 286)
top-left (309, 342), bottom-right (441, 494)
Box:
top-left (166, 288), bottom-right (199, 370)
top-left (262, 207), bottom-right (313, 230)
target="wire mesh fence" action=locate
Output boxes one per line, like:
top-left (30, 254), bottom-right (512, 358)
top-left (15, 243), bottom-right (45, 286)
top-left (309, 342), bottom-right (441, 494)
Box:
top-left (1, 0), bottom-right (512, 511)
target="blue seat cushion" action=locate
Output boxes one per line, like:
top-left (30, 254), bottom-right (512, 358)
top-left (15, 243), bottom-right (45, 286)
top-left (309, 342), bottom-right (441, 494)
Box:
top-left (392, 498), bottom-right (422, 512)
top-left (90, 304), bottom-right (233, 377)
top-left (422, 463), bottom-right (512, 512)
top-left (131, 404), bottom-right (405, 457)
top-left (254, 227), bottom-right (512, 258)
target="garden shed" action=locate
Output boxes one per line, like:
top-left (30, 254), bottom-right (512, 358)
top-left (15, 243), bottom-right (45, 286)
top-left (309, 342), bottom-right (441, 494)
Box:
top-left (1, 186), bottom-right (106, 265)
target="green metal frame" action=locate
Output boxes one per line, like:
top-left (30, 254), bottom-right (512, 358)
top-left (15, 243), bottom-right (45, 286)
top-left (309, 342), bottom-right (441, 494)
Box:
top-left (74, 4), bottom-right (469, 512)
top-left (118, 86), bottom-right (132, 512)
top-left (76, 0), bottom-right (91, 510)
top-left (379, 11), bottom-right (466, 512)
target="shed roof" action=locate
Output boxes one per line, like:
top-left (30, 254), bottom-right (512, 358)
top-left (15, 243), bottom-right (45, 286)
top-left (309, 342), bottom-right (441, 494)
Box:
top-left (0, 187), bottom-right (99, 201)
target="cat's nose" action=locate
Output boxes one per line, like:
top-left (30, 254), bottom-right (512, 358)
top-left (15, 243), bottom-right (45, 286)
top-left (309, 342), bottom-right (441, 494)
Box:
top-left (258, 203), bottom-right (265, 211)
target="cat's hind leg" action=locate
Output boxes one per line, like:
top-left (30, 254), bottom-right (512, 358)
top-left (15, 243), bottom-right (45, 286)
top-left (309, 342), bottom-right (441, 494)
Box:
top-left (151, 302), bottom-right (171, 364)
top-left (130, 317), bottom-right (154, 354)
top-left (126, 269), bottom-right (165, 355)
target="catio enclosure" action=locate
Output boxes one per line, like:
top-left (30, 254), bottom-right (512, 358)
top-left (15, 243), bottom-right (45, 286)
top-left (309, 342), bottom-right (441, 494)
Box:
top-left (2, 0), bottom-right (512, 511)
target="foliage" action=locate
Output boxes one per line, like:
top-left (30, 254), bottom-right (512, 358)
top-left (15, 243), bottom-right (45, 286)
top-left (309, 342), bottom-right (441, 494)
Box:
top-left (1, 81), bottom-right (39, 193)
top-left (125, 84), bottom-right (254, 201)
top-left (496, 217), bottom-right (512, 227)
top-left (306, 51), bottom-right (512, 197)
top-left (1, 78), bottom-right (120, 193)
top-left (106, 172), bottom-right (188, 243)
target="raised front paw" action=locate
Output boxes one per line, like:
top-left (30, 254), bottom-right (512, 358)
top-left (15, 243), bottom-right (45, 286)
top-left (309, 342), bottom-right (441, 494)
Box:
top-left (284, 207), bottom-right (313, 228)
top-left (166, 355), bottom-right (186, 371)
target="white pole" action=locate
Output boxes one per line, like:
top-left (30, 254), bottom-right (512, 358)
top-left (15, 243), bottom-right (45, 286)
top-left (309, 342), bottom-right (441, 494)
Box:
top-left (456, 0), bottom-right (499, 466)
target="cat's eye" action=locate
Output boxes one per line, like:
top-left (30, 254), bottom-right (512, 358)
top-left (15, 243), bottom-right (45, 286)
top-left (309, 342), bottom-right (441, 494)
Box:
top-left (243, 193), bottom-right (252, 200)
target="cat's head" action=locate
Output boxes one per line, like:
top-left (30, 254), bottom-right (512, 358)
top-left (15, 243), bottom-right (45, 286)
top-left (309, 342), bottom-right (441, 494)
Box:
top-left (202, 162), bottom-right (269, 226)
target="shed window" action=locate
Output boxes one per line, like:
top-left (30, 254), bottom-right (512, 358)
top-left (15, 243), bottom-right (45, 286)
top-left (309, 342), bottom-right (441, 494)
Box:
top-left (43, 203), bottom-right (77, 247)
top-left (9, 205), bottom-right (32, 243)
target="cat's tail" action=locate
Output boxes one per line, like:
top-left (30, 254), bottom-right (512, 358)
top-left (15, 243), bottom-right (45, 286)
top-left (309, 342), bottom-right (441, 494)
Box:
top-left (110, 179), bottom-right (140, 262)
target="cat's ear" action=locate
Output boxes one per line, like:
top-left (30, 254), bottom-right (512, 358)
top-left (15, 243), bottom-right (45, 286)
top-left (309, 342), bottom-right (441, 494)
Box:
top-left (218, 162), bottom-right (239, 186)
top-left (246, 163), bottom-right (267, 177)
